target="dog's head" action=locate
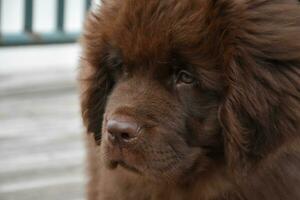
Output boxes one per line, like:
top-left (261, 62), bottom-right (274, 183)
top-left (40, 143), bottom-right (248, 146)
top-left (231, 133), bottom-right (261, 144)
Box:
top-left (80, 0), bottom-right (300, 183)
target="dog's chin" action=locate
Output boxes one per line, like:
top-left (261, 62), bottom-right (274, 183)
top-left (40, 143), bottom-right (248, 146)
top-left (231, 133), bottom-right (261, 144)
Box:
top-left (102, 138), bottom-right (206, 183)
top-left (104, 155), bottom-right (206, 185)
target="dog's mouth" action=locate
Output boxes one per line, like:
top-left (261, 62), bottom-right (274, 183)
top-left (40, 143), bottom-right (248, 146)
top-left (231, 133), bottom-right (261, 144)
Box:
top-left (108, 159), bottom-right (142, 174)
top-left (119, 161), bottom-right (142, 174)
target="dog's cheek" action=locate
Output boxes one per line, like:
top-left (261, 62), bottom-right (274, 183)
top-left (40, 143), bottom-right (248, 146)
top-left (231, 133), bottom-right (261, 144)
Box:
top-left (176, 86), bottom-right (203, 118)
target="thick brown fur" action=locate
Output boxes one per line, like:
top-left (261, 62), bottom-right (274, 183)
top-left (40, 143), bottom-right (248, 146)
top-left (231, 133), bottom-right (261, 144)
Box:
top-left (79, 0), bottom-right (300, 199)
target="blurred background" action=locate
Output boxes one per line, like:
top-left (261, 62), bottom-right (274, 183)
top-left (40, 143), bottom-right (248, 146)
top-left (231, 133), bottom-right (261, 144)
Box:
top-left (0, 0), bottom-right (99, 199)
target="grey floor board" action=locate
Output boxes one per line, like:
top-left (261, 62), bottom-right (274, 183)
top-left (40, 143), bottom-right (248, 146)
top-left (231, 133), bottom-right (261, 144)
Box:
top-left (0, 69), bottom-right (86, 200)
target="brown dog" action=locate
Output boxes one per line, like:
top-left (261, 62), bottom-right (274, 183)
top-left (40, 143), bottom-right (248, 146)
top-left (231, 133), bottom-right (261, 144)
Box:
top-left (79, 0), bottom-right (300, 199)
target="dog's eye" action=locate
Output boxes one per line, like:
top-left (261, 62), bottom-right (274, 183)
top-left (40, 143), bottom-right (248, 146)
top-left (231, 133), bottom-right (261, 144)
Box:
top-left (176, 70), bottom-right (195, 84)
top-left (110, 57), bottom-right (123, 69)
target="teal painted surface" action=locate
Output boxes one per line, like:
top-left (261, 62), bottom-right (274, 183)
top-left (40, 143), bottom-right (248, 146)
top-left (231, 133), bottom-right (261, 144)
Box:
top-left (0, 32), bottom-right (80, 46)
top-left (85, 0), bottom-right (92, 12)
top-left (24, 0), bottom-right (33, 32)
top-left (56, 0), bottom-right (65, 32)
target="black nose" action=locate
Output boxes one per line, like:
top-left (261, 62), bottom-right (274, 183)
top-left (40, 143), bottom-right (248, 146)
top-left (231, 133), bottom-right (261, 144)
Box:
top-left (107, 116), bottom-right (139, 144)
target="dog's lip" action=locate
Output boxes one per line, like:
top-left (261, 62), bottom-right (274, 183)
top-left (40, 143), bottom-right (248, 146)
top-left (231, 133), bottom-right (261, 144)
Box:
top-left (107, 160), bottom-right (119, 169)
top-left (119, 161), bottom-right (142, 174)
top-left (108, 159), bottom-right (141, 174)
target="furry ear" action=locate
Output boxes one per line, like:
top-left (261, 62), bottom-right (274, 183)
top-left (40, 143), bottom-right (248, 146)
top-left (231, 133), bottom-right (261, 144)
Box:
top-left (218, 0), bottom-right (300, 171)
top-left (79, 12), bottom-right (114, 144)
top-left (79, 61), bottom-right (112, 144)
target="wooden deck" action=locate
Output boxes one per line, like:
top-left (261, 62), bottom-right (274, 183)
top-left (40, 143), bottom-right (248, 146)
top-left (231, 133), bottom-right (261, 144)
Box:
top-left (0, 67), bottom-right (86, 200)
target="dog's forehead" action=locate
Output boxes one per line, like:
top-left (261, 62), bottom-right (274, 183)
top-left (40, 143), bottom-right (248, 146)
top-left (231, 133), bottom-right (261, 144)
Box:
top-left (111, 24), bottom-right (172, 69)
top-left (105, 0), bottom-right (205, 67)
top-left (106, 45), bottom-right (170, 76)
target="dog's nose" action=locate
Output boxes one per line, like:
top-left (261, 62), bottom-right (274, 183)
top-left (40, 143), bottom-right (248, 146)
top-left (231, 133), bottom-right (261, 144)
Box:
top-left (107, 116), bottom-right (139, 144)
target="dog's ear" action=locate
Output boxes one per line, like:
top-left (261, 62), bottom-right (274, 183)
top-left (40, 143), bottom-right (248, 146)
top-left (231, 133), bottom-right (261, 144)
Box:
top-left (79, 12), bottom-right (114, 144)
top-left (79, 61), bottom-right (112, 144)
top-left (217, 0), bottom-right (300, 171)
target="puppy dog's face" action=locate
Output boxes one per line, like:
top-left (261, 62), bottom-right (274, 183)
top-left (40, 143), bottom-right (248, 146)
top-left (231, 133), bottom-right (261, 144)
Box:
top-left (82, 0), bottom-right (226, 183)
top-left (101, 51), bottom-right (222, 182)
